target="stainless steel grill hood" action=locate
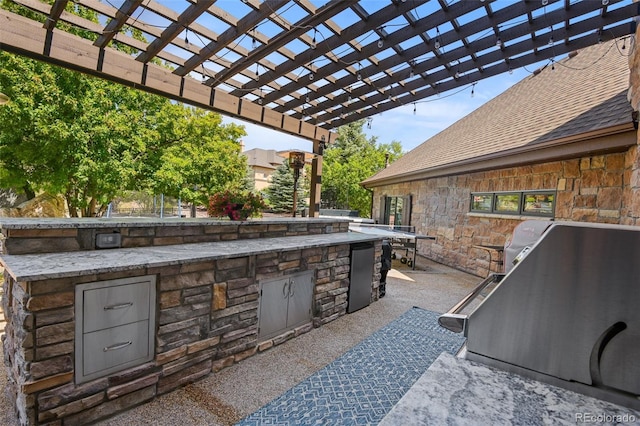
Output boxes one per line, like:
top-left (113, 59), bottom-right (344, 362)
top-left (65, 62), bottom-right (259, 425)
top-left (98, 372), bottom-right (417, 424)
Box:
top-left (440, 222), bottom-right (640, 410)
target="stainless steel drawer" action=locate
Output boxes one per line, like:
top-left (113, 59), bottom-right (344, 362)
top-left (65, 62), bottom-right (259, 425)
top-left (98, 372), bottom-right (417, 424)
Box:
top-left (82, 280), bottom-right (152, 332)
top-left (82, 320), bottom-right (151, 379)
top-left (75, 275), bottom-right (156, 384)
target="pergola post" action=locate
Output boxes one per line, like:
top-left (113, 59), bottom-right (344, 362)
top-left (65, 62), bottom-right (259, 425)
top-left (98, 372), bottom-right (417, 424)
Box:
top-left (309, 136), bottom-right (326, 218)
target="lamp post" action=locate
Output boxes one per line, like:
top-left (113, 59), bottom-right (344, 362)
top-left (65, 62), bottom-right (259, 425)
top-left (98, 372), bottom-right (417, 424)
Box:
top-left (289, 151), bottom-right (306, 217)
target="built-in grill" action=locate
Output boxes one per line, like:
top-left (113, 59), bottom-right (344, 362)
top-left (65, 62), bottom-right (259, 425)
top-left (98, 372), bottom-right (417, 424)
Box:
top-left (439, 221), bottom-right (640, 411)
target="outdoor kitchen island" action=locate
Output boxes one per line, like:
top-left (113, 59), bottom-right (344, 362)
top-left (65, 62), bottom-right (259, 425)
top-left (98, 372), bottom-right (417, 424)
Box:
top-left (0, 217), bottom-right (384, 425)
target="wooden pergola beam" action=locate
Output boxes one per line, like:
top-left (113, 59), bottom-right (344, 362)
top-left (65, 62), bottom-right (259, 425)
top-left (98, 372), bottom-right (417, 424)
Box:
top-left (0, 8), bottom-right (335, 145)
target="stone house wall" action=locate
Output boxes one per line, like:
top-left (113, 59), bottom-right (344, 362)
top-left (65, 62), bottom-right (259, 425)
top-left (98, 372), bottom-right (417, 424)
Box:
top-left (372, 149), bottom-right (636, 277)
top-left (2, 240), bottom-right (381, 424)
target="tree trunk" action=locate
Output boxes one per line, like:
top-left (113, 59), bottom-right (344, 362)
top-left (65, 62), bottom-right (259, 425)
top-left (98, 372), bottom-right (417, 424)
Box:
top-left (22, 184), bottom-right (35, 200)
top-left (66, 190), bottom-right (78, 217)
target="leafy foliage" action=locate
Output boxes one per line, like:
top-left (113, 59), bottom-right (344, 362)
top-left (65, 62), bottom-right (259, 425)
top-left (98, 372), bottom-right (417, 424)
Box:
top-left (322, 120), bottom-right (403, 218)
top-left (0, 52), bottom-right (247, 216)
top-left (149, 105), bottom-right (247, 207)
top-left (208, 190), bottom-right (266, 220)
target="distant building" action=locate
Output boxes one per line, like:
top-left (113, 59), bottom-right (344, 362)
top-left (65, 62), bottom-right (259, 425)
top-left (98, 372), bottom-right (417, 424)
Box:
top-left (243, 148), bottom-right (285, 191)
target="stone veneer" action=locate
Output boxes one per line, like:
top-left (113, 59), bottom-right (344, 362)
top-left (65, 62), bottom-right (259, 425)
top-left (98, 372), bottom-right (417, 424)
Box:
top-left (0, 218), bottom-right (349, 255)
top-left (0, 219), bottom-right (382, 425)
top-left (372, 150), bottom-right (635, 277)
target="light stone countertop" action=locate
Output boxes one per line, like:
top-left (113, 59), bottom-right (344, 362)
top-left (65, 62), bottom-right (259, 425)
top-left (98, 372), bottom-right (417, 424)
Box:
top-left (0, 217), bottom-right (349, 229)
top-left (0, 232), bottom-right (381, 282)
top-left (380, 352), bottom-right (640, 425)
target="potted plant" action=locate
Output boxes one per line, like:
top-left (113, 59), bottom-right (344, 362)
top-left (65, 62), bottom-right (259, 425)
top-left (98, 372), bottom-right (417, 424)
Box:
top-left (208, 190), bottom-right (266, 221)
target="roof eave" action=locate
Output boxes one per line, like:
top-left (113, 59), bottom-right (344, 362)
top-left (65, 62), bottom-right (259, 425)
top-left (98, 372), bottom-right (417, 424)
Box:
top-left (362, 123), bottom-right (636, 188)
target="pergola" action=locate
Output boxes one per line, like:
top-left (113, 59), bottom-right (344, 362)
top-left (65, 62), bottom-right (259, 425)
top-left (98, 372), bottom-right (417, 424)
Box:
top-left (0, 0), bottom-right (637, 216)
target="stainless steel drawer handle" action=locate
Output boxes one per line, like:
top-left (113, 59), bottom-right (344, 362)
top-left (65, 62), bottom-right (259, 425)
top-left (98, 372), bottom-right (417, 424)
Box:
top-left (103, 302), bottom-right (133, 310)
top-left (103, 341), bottom-right (132, 352)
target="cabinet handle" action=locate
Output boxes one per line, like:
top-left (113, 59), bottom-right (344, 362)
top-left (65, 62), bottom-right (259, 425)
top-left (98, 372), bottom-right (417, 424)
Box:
top-left (289, 279), bottom-right (295, 297)
top-left (103, 341), bottom-right (132, 352)
top-left (103, 302), bottom-right (133, 310)
top-left (282, 281), bottom-right (289, 299)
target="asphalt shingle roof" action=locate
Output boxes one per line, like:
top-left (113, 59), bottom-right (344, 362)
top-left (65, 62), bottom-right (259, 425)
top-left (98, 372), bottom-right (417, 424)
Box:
top-left (363, 39), bottom-right (633, 186)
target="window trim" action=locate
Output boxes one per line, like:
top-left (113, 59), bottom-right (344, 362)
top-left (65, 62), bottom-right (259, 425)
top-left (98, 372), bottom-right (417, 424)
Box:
top-left (470, 190), bottom-right (556, 217)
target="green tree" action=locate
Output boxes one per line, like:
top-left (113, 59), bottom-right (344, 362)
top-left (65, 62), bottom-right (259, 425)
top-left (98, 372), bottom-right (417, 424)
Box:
top-left (265, 161), bottom-right (308, 214)
top-left (0, 52), bottom-right (173, 216)
top-left (322, 120), bottom-right (403, 218)
top-left (0, 51), bottom-right (249, 216)
top-left (150, 105), bottom-right (247, 206)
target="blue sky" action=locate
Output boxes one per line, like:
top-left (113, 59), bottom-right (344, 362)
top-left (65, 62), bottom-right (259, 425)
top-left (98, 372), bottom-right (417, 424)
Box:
top-left (227, 65), bottom-right (536, 154)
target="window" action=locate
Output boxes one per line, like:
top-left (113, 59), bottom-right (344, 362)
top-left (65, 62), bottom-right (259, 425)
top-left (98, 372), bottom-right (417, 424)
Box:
top-left (522, 192), bottom-right (555, 216)
top-left (471, 194), bottom-right (492, 212)
top-left (382, 195), bottom-right (412, 227)
top-left (469, 190), bottom-right (555, 217)
top-left (494, 193), bottom-right (521, 214)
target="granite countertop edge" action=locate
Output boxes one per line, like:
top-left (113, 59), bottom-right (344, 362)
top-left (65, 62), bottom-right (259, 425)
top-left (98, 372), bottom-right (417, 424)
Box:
top-left (0, 217), bottom-right (350, 229)
top-left (0, 232), bottom-right (382, 281)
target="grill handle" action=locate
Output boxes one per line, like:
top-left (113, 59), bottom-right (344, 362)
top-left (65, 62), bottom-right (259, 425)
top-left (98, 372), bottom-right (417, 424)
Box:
top-left (438, 273), bottom-right (504, 334)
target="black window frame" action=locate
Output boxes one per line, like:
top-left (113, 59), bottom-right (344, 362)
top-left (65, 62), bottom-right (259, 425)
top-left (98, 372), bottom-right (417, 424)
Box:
top-left (493, 192), bottom-right (522, 215)
top-left (469, 190), bottom-right (556, 218)
top-left (470, 193), bottom-right (493, 213)
top-left (521, 190), bottom-right (556, 217)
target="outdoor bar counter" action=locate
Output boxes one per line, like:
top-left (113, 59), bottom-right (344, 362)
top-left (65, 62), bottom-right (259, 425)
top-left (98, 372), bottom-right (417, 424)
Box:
top-left (0, 218), bottom-right (384, 425)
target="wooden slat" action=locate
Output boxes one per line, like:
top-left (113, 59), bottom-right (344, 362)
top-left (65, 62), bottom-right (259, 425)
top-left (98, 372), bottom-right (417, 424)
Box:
top-left (282, 115), bottom-right (299, 134)
top-left (240, 100), bottom-right (262, 121)
top-left (145, 63), bottom-right (182, 97)
top-left (212, 90), bottom-right (239, 114)
top-left (49, 29), bottom-right (99, 70)
top-left (101, 49), bottom-right (144, 85)
top-left (182, 78), bottom-right (212, 108)
top-left (44, 0), bottom-right (69, 30)
top-left (0, 9), bottom-right (47, 54)
top-left (300, 121), bottom-right (316, 139)
top-left (262, 108), bottom-right (281, 128)
top-left (94, 0), bottom-right (144, 48)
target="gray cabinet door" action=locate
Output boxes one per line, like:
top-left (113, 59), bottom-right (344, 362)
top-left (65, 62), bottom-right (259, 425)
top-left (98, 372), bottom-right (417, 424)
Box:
top-left (286, 271), bottom-right (314, 329)
top-left (258, 271), bottom-right (314, 341)
top-left (258, 277), bottom-right (290, 340)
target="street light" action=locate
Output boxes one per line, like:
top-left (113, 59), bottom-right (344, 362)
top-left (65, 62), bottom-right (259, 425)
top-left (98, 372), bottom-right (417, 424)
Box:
top-left (289, 151), bottom-right (306, 217)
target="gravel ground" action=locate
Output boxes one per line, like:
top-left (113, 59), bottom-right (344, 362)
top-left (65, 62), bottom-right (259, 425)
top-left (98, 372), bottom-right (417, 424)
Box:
top-left (0, 257), bottom-right (480, 426)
